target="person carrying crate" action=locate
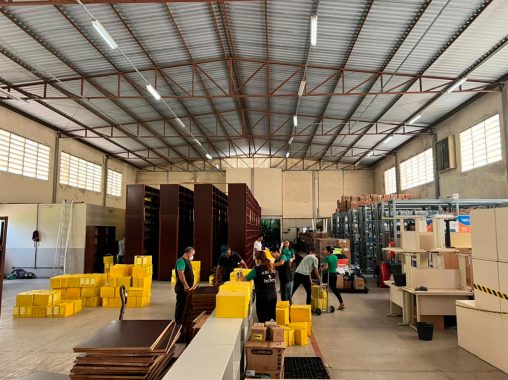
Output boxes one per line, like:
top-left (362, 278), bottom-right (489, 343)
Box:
top-left (322, 246), bottom-right (345, 310)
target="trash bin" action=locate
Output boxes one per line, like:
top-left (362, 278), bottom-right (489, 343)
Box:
top-left (416, 322), bottom-right (434, 341)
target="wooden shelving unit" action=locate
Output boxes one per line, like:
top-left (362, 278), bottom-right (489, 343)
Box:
top-left (159, 185), bottom-right (194, 281)
top-left (84, 226), bottom-right (116, 273)
top-left (228, 183), bottom-right (261, 267)
top-left (125, 184), bottom-right (160, 277)
top-left (194, 184), bottom-right (228, 277)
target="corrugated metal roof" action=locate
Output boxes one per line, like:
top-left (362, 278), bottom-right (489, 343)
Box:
top-left (0, 0), bottom-right (506, 168)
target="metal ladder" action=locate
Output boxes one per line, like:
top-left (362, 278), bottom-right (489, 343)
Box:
top-left (53, 200), bottom-right (74, 275)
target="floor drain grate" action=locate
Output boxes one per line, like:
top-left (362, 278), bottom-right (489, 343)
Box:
top-left (284, 357), bottom-right (330, 379)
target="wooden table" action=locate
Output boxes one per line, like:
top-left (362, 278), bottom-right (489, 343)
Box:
top-left (384, 280), bottom-right (403, 317)
top-left (400, 287), bottom-right (472, 329)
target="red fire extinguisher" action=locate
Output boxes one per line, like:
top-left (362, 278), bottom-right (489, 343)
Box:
top-left (377, 262), bottom-right (390, 288)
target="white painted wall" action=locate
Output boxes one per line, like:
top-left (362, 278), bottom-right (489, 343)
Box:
top-left (373, 92), bottom-right (508, 199)
top-left (0, 106), bottom-right (137, 207)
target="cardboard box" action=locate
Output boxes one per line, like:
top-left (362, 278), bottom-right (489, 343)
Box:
top-left (245, 341), bottom-right (285, 372)
top-left (354, 277), bottom-right (365, 290)
top-left (498, 262), bottom-right (508, 313)
top-left (245, 369), bottom-right (283, 379)
top-left (336, 275), bottom-right (344, 289)
top-left (267, 325), bottom-right (284, 343)
top-left (471, 209), bottom-right (498, 261)
top-left (344, 280), bottom-right (352, 289)
top-left (250, 323), bottom-right (267, 342)
top-left (496, 208), bottom-right (508, 263)
top-left (473, 258), bottom-right (500, 312)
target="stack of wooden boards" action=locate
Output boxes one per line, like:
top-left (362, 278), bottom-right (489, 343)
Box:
top-left (70, 320), bottom-right (180, 379)
top-left (100, 256), bottom-right (153, 308)
top-left (180, 286), bottom-right (218, 343)
top-left (13, 289), bottom-right (82, 318)
top-left (275, 302), bottom-right (312, 346)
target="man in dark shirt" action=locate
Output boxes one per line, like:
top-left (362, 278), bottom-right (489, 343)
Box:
top-left (216, 245), bottom-right (247, 284)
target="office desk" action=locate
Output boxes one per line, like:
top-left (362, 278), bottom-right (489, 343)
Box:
top-left (384, 280), bottom-right (403, 317)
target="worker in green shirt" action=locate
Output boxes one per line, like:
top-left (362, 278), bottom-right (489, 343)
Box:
top-left (323, 246), bottom-right (345, 310)
top-left (274, 240), bottom-right (294, 303)
top-left (174, 247), bottom-right (195, 324)
top-left (240, 250), bottom-right (277, 323)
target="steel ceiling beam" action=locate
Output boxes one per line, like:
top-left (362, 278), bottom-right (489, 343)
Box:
top-left (337, 0), bottom-right (494, 164)
top-left (354, 32), bottom-right (508, 167)
top-left (56, 5), bottom-right (206, 168)
top-left (298, 0), bottom-right (375, 159)
top-left (0, 0), bottom-right (256, 5)
top-left (264, 0), bottom-right (272, 156)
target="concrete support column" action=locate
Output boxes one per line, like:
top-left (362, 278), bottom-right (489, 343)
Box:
top-left (51, 132), bottom-right (60, 203)
top-left (432, 130), bottom-right (440, 198)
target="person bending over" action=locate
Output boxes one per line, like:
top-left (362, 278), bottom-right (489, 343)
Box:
top-left (292, 251), bottom-right (321, 305)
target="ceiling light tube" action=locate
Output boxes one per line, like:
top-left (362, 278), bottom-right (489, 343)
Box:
top-left (0, 87), bottom-right (22, 101)
top-left (310, 15), bottom-right (318, 46)
top-left (286, 151), bottom-right (290, 158)
top-left (146, 84), bottom-right (161, 101)
top-left (175, 118), bottom-right (186, 129)
top-left (384, 135), bottom-right (393, 143)
top-left (288, 136), bottom-right (294, 145)
top-left (92, 19), bottom-right (118, 50)
top-left (368, 151), bottom-right (374, 157)
top-left (193, 138), bottom-right (202, 146)
top-left (447, 77), bottom-right (468, 93)
top-left (215, 164), bottom-right (220, 170)
top-left (206, 153), bottom-right (212, 160)
top-left (298, 80), bottom-right (306, 97)
top-left (409, 114), bottom-right (422, 125)
top-left (293, 115), bottom-right (298, 126)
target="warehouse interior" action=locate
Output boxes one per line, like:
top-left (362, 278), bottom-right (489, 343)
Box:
top-left (0, 0), bottom-right (508, 379)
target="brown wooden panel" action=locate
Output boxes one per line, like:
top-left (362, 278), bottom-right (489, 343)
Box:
top-left (0, 217), bottom-right (7, 316)
top-left (194, 184), bottom-right (214, 277)
top-left (84, 226), bottom-right (96, 274)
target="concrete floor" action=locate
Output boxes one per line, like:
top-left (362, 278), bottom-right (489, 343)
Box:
top-left (0, 278), bottom-right (506, 380)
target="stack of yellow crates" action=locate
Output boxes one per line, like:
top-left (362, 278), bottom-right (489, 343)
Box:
top-left (216, 279), bottom-right (253, 318)
top-left (100, 256), bottom-right (152, 308)
top-left (50, 273), bottom-right (107, 307)
top-left (274, 302), bottom-right (312, 346)
top-left (311, 284), bottom-right (328, 312)
top-left (12, 289), bottom-right (82, 318)
top-left (229, 268), bottom-right (251, 281)
top-left (103, 255), bottom-right (114, 275)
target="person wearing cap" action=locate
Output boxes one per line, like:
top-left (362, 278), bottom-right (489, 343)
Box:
top-left (174, 246), bottom-right (195, 324)
top-left (216, 244), bottom-right (247, 285)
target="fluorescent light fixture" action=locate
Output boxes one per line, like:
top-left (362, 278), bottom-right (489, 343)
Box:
top-left (384, 135), bottom-right (393, 143)
top-left (92, 19), bottom-right (118, 50)
top-left (447, 77), bottom-right (468, 93)
top-left (310, 15), bottom-right (318, 46)
top-left (146, 84), bottom-right (161, 101)
top-left (215, 164), bottom-right (220, 170)
top-left (293, 115), bottom-right (298, 126)
top-left (298, 80), bottom-right (306, 97)
top-left (205, 153), bottom-right (212, 160)
top-left (286, 151), bottom-right (290, 158)
top-left (367, 151), bottom-right (374, 157)
top-left (0, 87), bottom-right (22, 101)
top-left (288, 136), bottom-right (294, 144)
top-left (193, 138), bottom-right (202, 147)
top-left (175, 118), bottom-right (186, 129)
top-left (409, 114), bottom-right (422, 125)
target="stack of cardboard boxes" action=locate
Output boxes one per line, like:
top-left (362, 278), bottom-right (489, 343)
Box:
top-left (336, 193), bottom-right (413, 212)
top-left (49, 273), bottom-right (107, 307)
top-left (100, 256), bottom-right (153, 308)
top-left (13, 289), bottom-right (82, 318)
top-left (275, 302), bottom-right (312, 346)
top-left (245, 322), bottom-right (286, 379)
top-left (336, 274), bottom-right (365, 290)
top-left (216, 273), bottom-right (253, 319)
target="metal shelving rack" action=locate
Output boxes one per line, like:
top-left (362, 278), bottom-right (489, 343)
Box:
top-left (332, 198), bottom-right (508, 272)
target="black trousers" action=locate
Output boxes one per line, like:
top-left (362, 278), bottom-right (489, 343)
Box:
top-left (175, 291), bottom-right (187, 324)
top-left (256, 296), bottom-right (277, 323)
top-left (327, 273), bottom-right (344, 304)
top-left (292, 272), bottom-right (312, 305)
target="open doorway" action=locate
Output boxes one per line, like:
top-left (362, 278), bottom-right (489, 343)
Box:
top-left (0, 217), bottom-right (8, 316)
top-left (261, 218), bottom-right (281, 251)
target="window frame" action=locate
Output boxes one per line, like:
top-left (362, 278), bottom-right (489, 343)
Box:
top-left (384, 167), bottom-right (397, 195)
top-left (106, 168), bottom-right (123, 197)
top-left (399, 148), bottom-right (434, 191)
top-left (59, 152), bottom-right (102, 192)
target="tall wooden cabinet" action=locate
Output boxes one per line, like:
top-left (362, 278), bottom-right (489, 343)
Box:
top-left (84, 226), bottom-right (116, 273)
top-left (228, 184), bottom-right (261, 267)
top-left (125, 185), bottom-right (160, 277)
top-left (159, 185), bottom-right (194, 281)
top-left (194, 184), bottom-right (228, 277)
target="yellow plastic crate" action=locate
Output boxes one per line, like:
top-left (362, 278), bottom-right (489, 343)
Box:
top-left (276, 307), bottom-right (289, 326)
top-left (290, 304), bottom-right (312, 322)
top-left (128, 287), bottom-right (144, 297)
top-left (103, 256), bottom-right (114, 265)
top-left (12, 306), bottom-right (20, 318)
top-left (115, 276), bottom-right (132, 288)
top-left (100, 286), bottom-right (116, 298)
top-left (84, 297), bottom-right (101, 307)
top-left (127, 296), bottom-right (137, 308)
top-left (276, 300), bottom-right (290, 309)
top-left (50, 275), bottom-right (69, 289)
top-left (216, 292), bottom-right (249, 318)
top-left (102, 298), bottom-right (109, 308)
top-left (288, 323), bottom-right (308, 346)
top-left (283, 326), bottom-right (295, 346)
top-left (16, 292), bottom-right (33, 307)
top-left (132, 265), bottom-right (152, 278)
top-left (134, 255), bottom-right (152, 265)
top-left (66, 288), bottom-right (81, 299)
top-left (58, 302), bottom-right (74, 317)
top-left (81, 287), bottom-right (99, 297)
top-left (33, 291), bottom-right (57, 306)
top-left (67, 275), bottom-right (81, 288)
